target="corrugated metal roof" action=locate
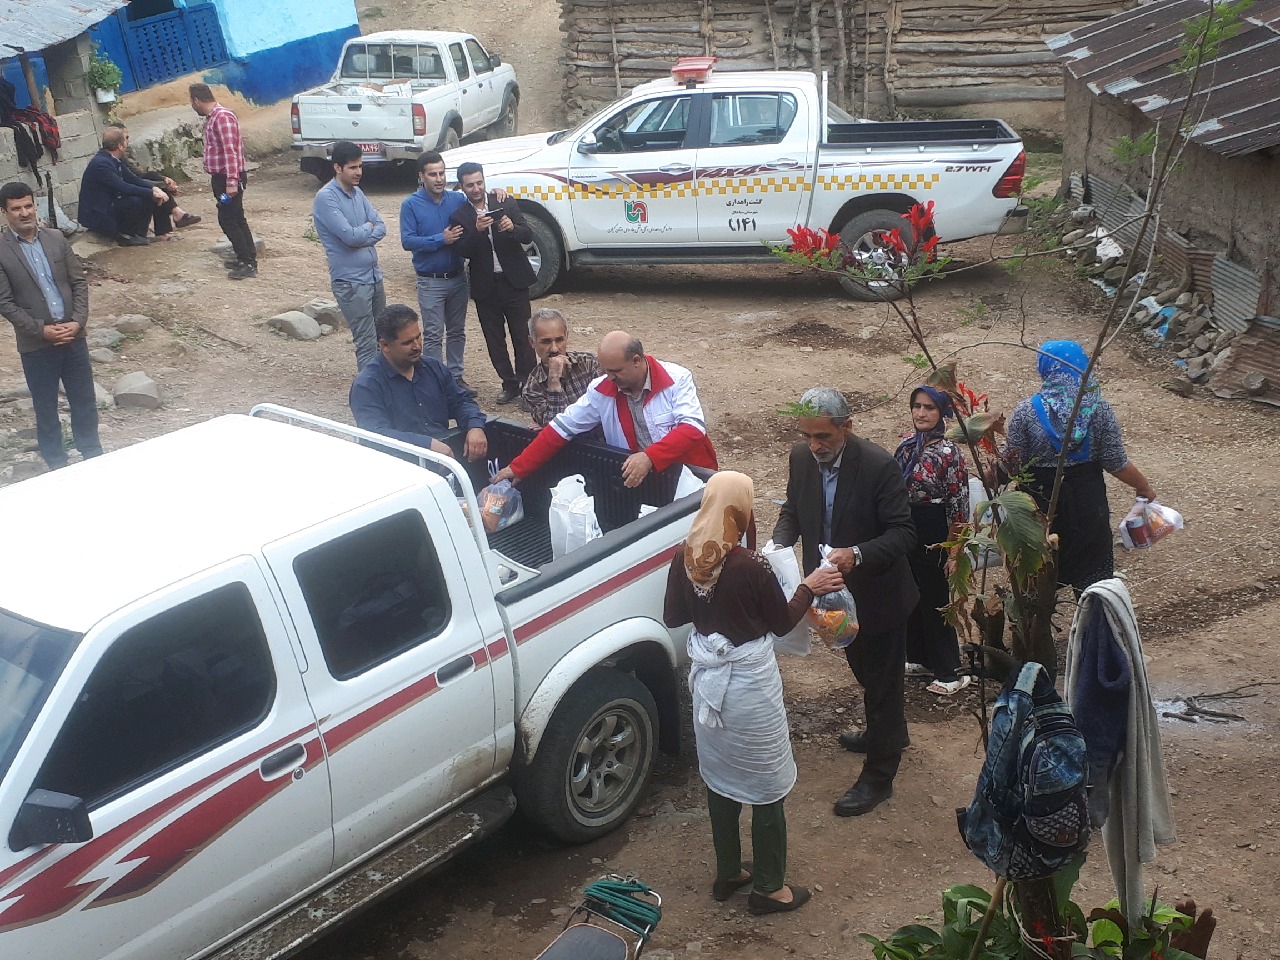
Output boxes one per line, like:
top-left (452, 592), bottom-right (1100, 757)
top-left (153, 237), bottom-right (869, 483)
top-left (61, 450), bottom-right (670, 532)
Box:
top-left (1048, 0), bottom-right (1280, 156)
top-left (0, 0), bottom-right (127, 55)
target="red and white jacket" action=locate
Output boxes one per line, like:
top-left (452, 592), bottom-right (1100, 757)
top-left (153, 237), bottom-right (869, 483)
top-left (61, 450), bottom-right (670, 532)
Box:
top-left (509, 356), bottom-right (718, 478)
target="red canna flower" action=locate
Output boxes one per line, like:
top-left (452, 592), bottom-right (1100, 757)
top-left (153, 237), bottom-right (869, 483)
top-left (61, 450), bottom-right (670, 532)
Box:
top-left (786, 225), bottom-right (840, 258)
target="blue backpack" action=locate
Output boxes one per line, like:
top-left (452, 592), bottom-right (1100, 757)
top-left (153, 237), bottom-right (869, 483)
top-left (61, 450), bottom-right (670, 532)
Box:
top-left (958, 661), bottom-right (1090, 880)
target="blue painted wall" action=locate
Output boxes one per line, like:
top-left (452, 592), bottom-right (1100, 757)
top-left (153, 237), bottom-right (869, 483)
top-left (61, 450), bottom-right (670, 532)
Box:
top-left (213, 0), bottom-right (358, 59)
top-left (209, 22), bottom-right (360, 104)
top-left (0, 57), bottom-right (49, 109)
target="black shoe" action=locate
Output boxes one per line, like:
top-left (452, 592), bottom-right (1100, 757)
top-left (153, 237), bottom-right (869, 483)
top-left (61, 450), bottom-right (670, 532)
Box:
top-left (711, 861), bottom-right (753, 901)
top-left (746, 885), bottom-right (811, 915)
top-left (456, 377), bottom-right (478, 398)
top-left (838, 730), bottom-right (910, 754)
top-left (496, 385), bottom-right (520, 405)
top-left (223, 259), bottom-right (243, 270)
top-left (229, 262), bottom-right (258, 280)
top-left (833, 780), bottom-right (893, 817)
top-left (117, 234), bottom-right (151, 246)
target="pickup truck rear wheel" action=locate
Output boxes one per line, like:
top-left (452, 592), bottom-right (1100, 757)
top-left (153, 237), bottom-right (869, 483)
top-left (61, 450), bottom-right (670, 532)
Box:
top-left (521, 668), bottom-right (657, 843)
top-left (838, 209), bottom-right (915, 302)
top-left (523, 211), bottom-right (563, 299)
top-left (442, 127), bottom-right (461, 152)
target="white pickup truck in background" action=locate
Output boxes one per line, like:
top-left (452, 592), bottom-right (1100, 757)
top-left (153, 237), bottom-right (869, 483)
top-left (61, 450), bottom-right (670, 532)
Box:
top-left (291, 30), bottom-right (519, 182)
top-left (444, 58), bottom-right (1028, 299)
top-left (0, 408), bottom-right (704, 960)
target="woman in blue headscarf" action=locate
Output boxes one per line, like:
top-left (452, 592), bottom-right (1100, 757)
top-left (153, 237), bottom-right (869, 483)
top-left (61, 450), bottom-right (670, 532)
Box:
top-left (894, 385), bottom-right (970, 695)
top-left (1006, 340), bottom-right (1155, 592)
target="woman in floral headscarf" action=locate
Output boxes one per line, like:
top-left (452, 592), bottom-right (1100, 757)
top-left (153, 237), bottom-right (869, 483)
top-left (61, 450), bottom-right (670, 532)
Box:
top-left (1006, 340), bottom-right (1156, 592)
top-left (894, 385), bottom-right (970, 695)
top-left (664, 471), bottom-right (843, 916)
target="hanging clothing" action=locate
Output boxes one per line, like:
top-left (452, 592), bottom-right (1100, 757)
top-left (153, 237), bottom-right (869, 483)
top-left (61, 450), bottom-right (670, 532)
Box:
top-left (1065, 579), bottom-right (1175, 926)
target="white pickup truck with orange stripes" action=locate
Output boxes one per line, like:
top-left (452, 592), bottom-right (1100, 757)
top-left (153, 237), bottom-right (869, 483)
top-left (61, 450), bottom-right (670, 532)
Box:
top-left (0, 408), bottom-right (704, 960)
top-left (445, 58), bottom-right (1028, 300)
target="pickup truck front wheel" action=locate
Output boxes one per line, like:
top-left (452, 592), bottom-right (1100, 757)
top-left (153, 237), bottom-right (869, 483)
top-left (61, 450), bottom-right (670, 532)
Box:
top-left (520, 668), bottom-right (657, 843)
top-left (838, 210), bottom-right (915, 302)
top-left (523, 211), bottom-right (563, 299)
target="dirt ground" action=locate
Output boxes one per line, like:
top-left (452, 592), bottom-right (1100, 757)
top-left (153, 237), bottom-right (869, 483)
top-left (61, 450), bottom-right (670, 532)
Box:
top-left (2, 1), bottom-right (1278, 955)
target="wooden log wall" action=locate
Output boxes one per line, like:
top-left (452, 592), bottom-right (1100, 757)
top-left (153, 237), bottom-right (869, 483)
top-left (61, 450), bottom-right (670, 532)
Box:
top-left (559, 0), bottom-right (1139, 122)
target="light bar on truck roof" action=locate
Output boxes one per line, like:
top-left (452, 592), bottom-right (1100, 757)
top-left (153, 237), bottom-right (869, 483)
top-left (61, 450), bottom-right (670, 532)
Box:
top-left (671, 56), bottom-right (717, 87)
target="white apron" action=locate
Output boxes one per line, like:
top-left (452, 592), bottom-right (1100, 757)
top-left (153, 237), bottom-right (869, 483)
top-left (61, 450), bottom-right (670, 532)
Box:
top-left (687, 628), bottom-right (797, 805)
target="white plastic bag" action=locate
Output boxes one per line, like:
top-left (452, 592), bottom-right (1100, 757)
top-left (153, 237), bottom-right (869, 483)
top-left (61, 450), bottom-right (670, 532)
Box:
top-left (805, 544), bottom-right (859, 648)
top-left (968, 477), bottom-right (1000, 570)
top-left (1119, 498), bottom-right (1184, 549)
top-left (760, 540), bottom-right (810, 657)
top-left (549, 474), bottom-right (603, 559)
top-left (675, 466), bottom-right (706, 500)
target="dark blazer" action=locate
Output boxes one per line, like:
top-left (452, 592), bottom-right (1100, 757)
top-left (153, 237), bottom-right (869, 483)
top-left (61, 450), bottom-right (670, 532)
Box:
top-left (452, 191), bottom-right (537, 292)
top-left (77, 149), bottom-right (155, 236)
top-left (0, 227), bottom-right (89, 354)
top-left (772, 435), bottom-right (919, 634)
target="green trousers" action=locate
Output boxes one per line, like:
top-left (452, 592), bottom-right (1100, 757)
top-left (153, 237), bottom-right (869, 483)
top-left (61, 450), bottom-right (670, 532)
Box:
top-left (706, 786), bottom-right (787, 894)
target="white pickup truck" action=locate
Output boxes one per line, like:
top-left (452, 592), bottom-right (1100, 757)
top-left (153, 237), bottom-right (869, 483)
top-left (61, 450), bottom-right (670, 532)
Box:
top-left (444, 59), bottom-right (1028, 299)
top-left (0, 408), bottom-right (703, 960)
top-left (291, 30), bottom-right (519, 182)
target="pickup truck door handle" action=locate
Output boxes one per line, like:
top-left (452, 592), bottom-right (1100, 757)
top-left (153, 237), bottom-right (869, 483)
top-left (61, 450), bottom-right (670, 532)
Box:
top-left (659, 163), bottom-right (692, 174)
top-left (346, 103), bottom-right (361, 112)
top-left (260, 743), bottom-right (307, 780)
top-left (438, 655), bottom-right (476, 685)
top-left (762, 158), bottom-right (801, 170)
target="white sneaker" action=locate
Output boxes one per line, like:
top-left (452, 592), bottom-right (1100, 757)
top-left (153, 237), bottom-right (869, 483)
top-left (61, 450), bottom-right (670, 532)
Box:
top-left (927, 676), bottom-right (973, 696)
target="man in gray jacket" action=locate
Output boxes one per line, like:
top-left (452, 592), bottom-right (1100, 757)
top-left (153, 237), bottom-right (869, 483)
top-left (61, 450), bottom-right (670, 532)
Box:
top-left (313, 141), bottom-right (386, 370)
top-left (0, 181), bottom-right (102, 469)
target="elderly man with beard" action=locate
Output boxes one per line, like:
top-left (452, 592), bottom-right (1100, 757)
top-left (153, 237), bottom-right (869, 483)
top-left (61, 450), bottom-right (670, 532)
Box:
top-left (771, 386), bottom-right (917, 818)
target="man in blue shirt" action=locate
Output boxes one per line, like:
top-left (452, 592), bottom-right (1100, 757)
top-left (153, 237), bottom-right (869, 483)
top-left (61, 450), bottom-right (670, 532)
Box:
top-left (313, 141), bottom-right (386, 371)
top-left (349, 303), bottom-right (488, 462)
top-left (400, 151), bottom-right (474, 395)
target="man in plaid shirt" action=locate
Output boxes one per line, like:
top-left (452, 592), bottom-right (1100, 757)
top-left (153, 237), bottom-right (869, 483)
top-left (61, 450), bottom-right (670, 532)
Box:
top-left (190, 83), bottom-right (257, 279)
top-left (521, 308), bottom-right (602, 429)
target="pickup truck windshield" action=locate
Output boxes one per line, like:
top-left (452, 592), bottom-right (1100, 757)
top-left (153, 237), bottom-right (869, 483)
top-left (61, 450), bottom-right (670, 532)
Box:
top-left (0, 609), bottom-right (78, 782)
top-left (340, 43), bottom-right (447, 82)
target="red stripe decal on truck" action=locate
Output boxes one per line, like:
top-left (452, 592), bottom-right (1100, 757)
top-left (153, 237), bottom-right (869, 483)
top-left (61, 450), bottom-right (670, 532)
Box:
top-left (512, 546), bottom-right (677, 645)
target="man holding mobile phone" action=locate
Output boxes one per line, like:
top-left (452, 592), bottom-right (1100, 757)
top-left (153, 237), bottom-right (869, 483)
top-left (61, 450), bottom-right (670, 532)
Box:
top-left (452, 161), bottom-right (537, 406)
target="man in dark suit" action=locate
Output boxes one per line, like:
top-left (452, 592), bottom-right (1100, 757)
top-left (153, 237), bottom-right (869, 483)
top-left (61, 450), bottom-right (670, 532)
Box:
top-left (77, 126), bottom-right (172, 246)
top-left (0, 181), bottom-right (102, 469)
top-left (452, 161), bottom-right (537, 405)
top-left (772, 386), bottom-right (918, 817)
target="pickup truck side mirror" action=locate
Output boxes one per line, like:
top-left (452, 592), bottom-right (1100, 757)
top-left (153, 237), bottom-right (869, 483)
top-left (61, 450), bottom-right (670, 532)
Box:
top-left (9, 789), bottom-right (93, 850)
top-left (490, 54), bottom-right (502, 67)
top-left (576, 133), bottom-right (598, 155)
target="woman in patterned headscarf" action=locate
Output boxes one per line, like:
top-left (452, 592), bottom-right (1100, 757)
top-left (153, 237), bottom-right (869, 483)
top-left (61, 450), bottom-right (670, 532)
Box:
top-left (894, 385), bottom-right (970, 695)
top-left (664, 471), bottom-right (843, 916)
top-left (1006, 340), bottom-right (1156, 592)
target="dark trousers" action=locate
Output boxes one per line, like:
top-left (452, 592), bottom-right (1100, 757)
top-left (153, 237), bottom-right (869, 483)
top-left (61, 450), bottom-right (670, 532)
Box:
top-left (706, 787), bottom-right (787, 894)
top-left (474, 274), bottom-right (534, 389)
top-left (151, 197), bottom-right (176, 236)
top-left (906, 502), bottom-right (962, 681)
top-left (112, 195), bottom-right (153, 239)
top-left (844, 618), bottom-right (909, 787)
top-left (20, 337), bottom-right (102, 468)
top-left (211, 173), bottom-right (255, 266)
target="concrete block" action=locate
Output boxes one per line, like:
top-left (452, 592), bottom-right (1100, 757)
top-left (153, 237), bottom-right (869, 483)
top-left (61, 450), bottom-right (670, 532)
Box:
top-left (56, 111), bottom-right (99, 140)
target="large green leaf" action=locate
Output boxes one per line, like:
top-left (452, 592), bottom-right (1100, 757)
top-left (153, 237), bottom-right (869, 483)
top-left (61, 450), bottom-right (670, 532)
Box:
top-left (991, 490), bottom-right (1049, 582)
top-left (927, 361), bottom-right (959, 394)
top-left (947, 411), bottom-right (1004, 444)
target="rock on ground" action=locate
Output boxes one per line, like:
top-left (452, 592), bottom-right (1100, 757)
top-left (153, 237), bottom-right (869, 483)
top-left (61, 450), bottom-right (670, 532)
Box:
top-left (114, 314), bottom-right (154, 335)
top-left (112, 372), bottom-right (162, 410)
top-left (302, 298), bottom-right (346, 329)
top-left (87, 328), bottom-right (123, 349)
top-left (210, 235), bottom-right (267, 256)
top-left (268, 311), bottom-right (323, 341)
top-left (89, 348), bottom-right (116, 364)
top-left (94, 382), bottom-right (115, 409)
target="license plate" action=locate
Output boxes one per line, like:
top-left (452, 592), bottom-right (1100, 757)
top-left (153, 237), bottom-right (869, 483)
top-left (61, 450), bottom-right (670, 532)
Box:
top-left (357, 141), bottom-right (383, 156)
